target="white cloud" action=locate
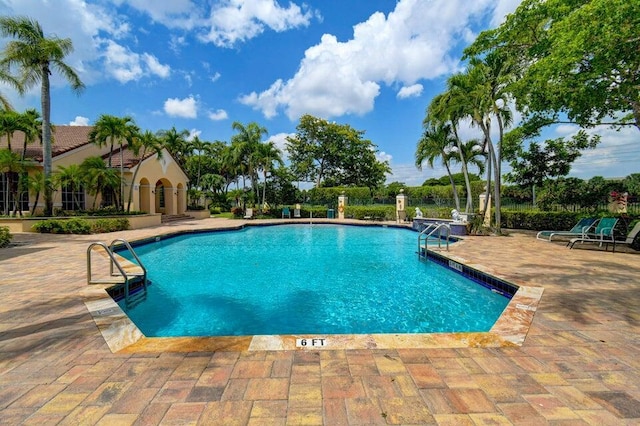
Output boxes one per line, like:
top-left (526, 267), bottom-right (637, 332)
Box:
top-left (211, 72), bottom-right (222, 82)
top-left (103, 41), bottom-right (144, 83)
top-left (109, 0), bottom-right (201, 30)
top-left (164, 96), bottom-right (198, 118)
top-left (377, 151), bottom-right (393, 163)
top-left (208, 109), bottom-right (229, 121)
top-left (102, 41), bottom-right (172, 83)
top-left (199, 0), bottom-right (315, 47)
top-left (187, 129), bottom-right (202, 141)
top-left (267, 132), bottom-right (293, 161)
top-left (397, 84), bottom-right (423, 99)
top-left (240, 0), bottom-right (513, 121)
top-left (561, 125), bottom-right (640, 179)
top-left (143, 54), bottom-right (171, 78)
top-left (69, 116), bottom-right (90, 126)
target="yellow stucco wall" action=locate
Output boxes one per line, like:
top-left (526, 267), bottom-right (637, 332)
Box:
top-left (22, 145), bottom-right (188, 215)
top-left (127, 149), bottom-right (189, 215)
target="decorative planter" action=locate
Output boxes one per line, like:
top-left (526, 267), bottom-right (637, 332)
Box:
top-left (412, 218), bottom-right (468, 236)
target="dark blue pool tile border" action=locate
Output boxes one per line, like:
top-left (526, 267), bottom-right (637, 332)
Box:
top-left (424, 249), bottom-right (518, 299)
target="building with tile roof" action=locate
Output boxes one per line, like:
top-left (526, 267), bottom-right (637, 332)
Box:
top-left (0, 125), bottom-right (189, 216)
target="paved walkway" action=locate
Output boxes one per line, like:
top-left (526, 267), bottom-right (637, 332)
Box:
top-left (1, 218), bottom-right (639, 425)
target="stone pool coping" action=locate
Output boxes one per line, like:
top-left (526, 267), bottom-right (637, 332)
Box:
top-left (82, 221), bottom-right (543, 353)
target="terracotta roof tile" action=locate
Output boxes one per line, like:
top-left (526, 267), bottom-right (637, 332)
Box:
top-left (0, 125), bottom-right (152, 168)
top-left (0, 125), bottom-right (92, 160)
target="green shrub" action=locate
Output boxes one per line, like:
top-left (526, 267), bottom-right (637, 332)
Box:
top-left (209, 206), bottom-right (222, 215)
top-left (500, 210), bottom-right (640, 232)
top-left (32, 218), bottom-right (91, 234)
top-left (344, 205), bottom-right (395, 220)
top-left (0, 226), bottom-right (12, 248)
top-left (91, 218), bottom-right (129, 233)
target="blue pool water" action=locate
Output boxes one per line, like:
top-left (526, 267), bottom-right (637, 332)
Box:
top-left (118, 224), bottom-right (509, 337)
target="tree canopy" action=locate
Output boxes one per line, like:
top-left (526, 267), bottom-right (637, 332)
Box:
top-left (465, 0), bottom-right (640, 132)
top-left (286, 114), bottom-right (389, 189)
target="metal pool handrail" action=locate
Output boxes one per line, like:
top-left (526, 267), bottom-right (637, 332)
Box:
top-left (86, 239), bottom-right (147, 307)
top-left (418, 223), bottom-right (451, 260)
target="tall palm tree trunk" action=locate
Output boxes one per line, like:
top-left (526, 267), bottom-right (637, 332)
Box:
top-left (41, 66), bottom-right (53, 216)
top-left (451, 126), bottom-right (473, 213)
top-left (444, 162), bottom-right (461, 211)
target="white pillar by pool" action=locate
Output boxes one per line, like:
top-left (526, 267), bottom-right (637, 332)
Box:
top-left (396, 189), bottom-right (408, 223)
top-left (338, 192), bottom-right (348, 219)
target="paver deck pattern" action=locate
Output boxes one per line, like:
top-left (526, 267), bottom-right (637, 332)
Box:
top-left (1, 217), bottom-right (639, 425)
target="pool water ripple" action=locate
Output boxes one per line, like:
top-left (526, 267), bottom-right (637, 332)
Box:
top-left (118, 224), bottom-right (509, 337)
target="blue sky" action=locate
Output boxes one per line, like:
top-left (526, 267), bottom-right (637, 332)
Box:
top-left (1, 0), bottom-right (638, 186)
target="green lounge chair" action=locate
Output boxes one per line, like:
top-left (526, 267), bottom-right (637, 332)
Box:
top-left (612, 222), bottom-right (640, 252)
top-left (282, 206), bottom-right (291, 218)
top-left (567, 217), bottom-right (619, 249)
top-left (536, 217), bottom-right (597, 241)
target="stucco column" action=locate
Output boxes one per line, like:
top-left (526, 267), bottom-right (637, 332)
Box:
top-left (479, 193), bottom-right (491, 227)
top-left (338, 192), bottom-right (348, 219)
top-left (396, 189), bottom-right (408, 223)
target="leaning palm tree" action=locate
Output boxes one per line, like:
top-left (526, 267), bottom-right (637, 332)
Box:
top-left (428, 93), bottom-right (476, 214)
top-left (446, 54), bottom-right (514, 232)
top-left (0, 16), bottom-right (85, 216)
top-left (415, 122), bottom-right (461, 211)
top-left (125, 130), bottom-right (164, 212)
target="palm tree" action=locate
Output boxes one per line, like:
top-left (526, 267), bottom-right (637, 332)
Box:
top-left (18, 108), bottom-right (43, 161)
top-left (0, 16), bottom-right (85, 216)
top-left (188, 136), bottom-right (210, 189)
top-left (415, 122), bottom-right (461, 211)
top-left (253, 141), bottom-right (283, 209)
top-left (159, 126), bottom-right (190, 167)
top-left (0, 109), bottom-right (22, 152)
top-left (26, 170), bottom-right (44, 216)
top-left (449, 54), bottom-right (514, 232)
top-left (0, 66), bottom-right (22, 110)
top-left (0, 148), bottom-right (23, 215)
top-left (231, 121), bottom-right (268, 204)
top-left (53, 164), bottom-right (85, 211)
top-left (448, 139), bottom-right (486, 204)
top-left (125, 130), bottom-right (164, 212)
top-left (79, 156), bottom-right (120, 210)
top-left (88, 114), bottom-right (138, 209)
top-left (428, 93), bottom-right (476, 214)
top-left (0, 110), bottom-right (23, 215)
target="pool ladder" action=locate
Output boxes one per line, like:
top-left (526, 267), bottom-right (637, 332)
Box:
top-left (418, 223), bottom-right (450, 260)
top-left (87, 238), bottom-right (148, 307)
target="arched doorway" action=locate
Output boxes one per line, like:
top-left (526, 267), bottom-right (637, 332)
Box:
top-left (138, 178), bottom-right (152, 213)
top-left (154, 178), bottom-right (175, 215)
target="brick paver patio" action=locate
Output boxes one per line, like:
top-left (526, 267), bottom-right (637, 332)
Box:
top-left (1, 218), bottom-right (639, 425)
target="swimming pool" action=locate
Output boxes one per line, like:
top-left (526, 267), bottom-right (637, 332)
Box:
top-left (116, 224), bottom-right (510, 337)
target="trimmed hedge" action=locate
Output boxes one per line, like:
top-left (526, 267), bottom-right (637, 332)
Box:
top-left (32, 217), bottom-right (130, 234)
top-left (0, 226), bottom-right (11, 248)
top-left (500, 210), bottom-right (583, 231)
top-left (500, 210), bottom-right (640, 238)
top-left (91, 218), bottom-right (130, 233)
